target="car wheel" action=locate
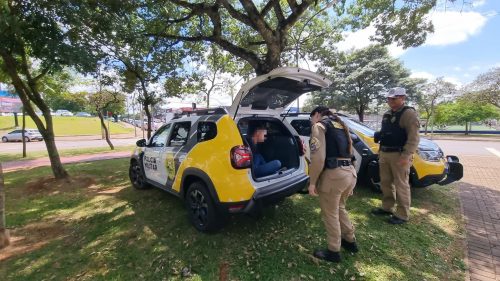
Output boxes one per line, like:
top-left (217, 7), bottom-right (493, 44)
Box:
top-left (369, 176), bottom-right (382, 193)
top-left (129, 160), bottom-right (150, 189)
top-left (185, 182), bottom-right (224, 232)
top-left (24, 137), bottom-right (30, 142)
top-left (1, 137), bottom-right (7, 143)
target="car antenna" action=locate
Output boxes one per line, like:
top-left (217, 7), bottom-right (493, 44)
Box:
top-left (281, 106), bottom-right (294, 123)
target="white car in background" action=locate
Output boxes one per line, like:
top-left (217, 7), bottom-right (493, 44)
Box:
top-left (2, 129), bottom-right (43, 142)
top-left (54, 109), bottom-right (73, 116)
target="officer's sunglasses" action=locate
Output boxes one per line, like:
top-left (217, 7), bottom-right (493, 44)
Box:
top-left (387, 96), bottom-right (402, 101)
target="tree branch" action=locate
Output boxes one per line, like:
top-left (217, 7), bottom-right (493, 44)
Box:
top-left (281, 0), bottom-right (315, 31)
top-left (217, 0), bottom-right (255, 29)
top-left (239, 0), bottom-right (274, 42)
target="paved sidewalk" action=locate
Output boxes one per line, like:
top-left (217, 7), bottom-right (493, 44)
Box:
top-left (458, 155), bottom-right (500, 281)
top-left (2, 150), bottom-right (131, 172)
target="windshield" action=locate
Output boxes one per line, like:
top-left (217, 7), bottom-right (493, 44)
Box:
top-left (339, 116), bottom-right (375, 137)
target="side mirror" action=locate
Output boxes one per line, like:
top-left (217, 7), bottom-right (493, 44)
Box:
top-left (350, 132), bottom-right (360, 143)
top-left (136, 139), bottom-right (147, 147)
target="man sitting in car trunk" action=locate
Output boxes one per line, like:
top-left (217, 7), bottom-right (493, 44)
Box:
top-left (248, 122), bottom-right (282, 177)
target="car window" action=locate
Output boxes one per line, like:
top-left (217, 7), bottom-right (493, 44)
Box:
top-left (197, 122), bottom-right (217, 142)
top-left (290, 119), bottom-right (311, 136)
top-left (149, 124), bottom-right (171, 147)
top-left (168, 122), bottom-right (191, 146)
top-left (10, 130), bottom-right (21, 134)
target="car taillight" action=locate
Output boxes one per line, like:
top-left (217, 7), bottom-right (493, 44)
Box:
top-left (230, 145), bottom-right (252, 169)
top-left (294, 136), bottom-right (306, 156)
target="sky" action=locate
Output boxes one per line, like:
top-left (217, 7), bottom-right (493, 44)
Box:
top-left (337, 0), bottom-right (500, 87)
top-left (2, 1), bottom-right (498, 110)
top-left (194, 0), bottom-right (500, 109)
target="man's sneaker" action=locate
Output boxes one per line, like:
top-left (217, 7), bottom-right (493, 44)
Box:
top-left (371, 208), bottom-right (393, 216)
top-left (388, 215), bottom-right (407, 225)
top-left (313, 249), bottom-right (341, 263)
top-left (341, 239), bottom-right (359, 253)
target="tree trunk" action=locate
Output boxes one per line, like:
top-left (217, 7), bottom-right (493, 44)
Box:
top-left (424, 117), bottom-right (430, 135)
top-left (14, 112), bottom-right (19, 127)
top-left (0, 51), bottom-right (68, 179)
top-left (22, 108), bottom-right (26, 158)
top-left (144, 104), bottom-right (152, 140)
top-left (0, 163), bottom-right (10, 249)
top-left (465, 122), bottom-right (469, 135)
top-left (98, 112), bottom-right (114, 150)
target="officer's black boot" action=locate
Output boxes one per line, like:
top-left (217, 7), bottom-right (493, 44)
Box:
top-left (313, 249), bottom-right (341, 263)
top-left (371, 208), bottom-right (392, 216)
top-left (341, 239), bottom-right (359, 253)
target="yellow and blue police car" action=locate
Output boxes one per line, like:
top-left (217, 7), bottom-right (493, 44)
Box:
top-left (286, 113), bottom-right (463, 191)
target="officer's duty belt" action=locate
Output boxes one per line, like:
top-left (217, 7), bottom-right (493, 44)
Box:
top-left (325, 158), bottom-right (352, 169)
top-left (380, 146), bottom-right (403, 152)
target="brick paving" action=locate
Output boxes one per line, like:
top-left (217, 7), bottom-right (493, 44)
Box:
top-left (458, 155), bottom-right (500, 281)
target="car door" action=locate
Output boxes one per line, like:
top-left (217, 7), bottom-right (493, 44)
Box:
top-left (10, 130), bottom-right (22, 141)
top-left (164, 121), bottom-right (191, 188)
top-left (143, 124), bottom-right (172, 184)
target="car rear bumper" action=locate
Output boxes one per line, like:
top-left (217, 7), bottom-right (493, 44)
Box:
top-left (220, 173), bottom-right (309, 214)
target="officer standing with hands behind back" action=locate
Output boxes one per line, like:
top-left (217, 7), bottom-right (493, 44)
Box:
top-left (308, 106), bottom-right (358, 263)
top-left (372, 87), bottom-right (420, 224)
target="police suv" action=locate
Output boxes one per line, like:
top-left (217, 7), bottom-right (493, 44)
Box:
top-left (285, 113), bottom-right (463, 191)
top-left (129, 67), bottom-right (331, 232)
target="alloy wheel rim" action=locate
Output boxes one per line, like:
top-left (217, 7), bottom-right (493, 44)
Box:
top-left (189, 190), bottom-right (208, 226)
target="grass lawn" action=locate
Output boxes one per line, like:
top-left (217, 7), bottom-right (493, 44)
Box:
top-left (0, 145), bottom-right (135, 162)
top-left (0, 116), bottom-right (133, 136)
top-left (0, 159), bottom-right (466, 281)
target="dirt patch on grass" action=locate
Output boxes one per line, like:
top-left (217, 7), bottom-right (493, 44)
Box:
top-left (24, 176), bottom-right (96, 194)
top-left (0, 222), bottom-right (68, 261)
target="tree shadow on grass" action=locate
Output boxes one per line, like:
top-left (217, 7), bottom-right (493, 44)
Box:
top-left (0, 159), bottom-right (466, 281)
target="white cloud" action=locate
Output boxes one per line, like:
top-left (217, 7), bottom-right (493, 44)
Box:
top-left (472, 0), bottom-right (486, 7)
top-left (410, 71), bottom-right (435, 81)
top-left (336, 25), bottom-right (406, 57)
top-left (425, 11), bottom-right (489, 46)
top-left (453, 66), bottom-right (462, 71)
top-left (463, 73), bottom-right (472, 78)
top-left (469, 65), bottom-right (481, 70)
top-left (443, 76), bottom-right (462, 86)
top-left (336, 10), bottom-right (491, 54)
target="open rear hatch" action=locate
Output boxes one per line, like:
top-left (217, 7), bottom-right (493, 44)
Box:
top-left (229, 67), bottom-right (331, 117)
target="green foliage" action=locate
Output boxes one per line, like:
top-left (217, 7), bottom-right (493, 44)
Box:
top-left (434, 99), bottom-right (500, 127)
top-left (309, 45), bottom-right (418, 121)
top-left (0, 116), bottom-right (132, 136)
top-left (0, 158), bottom-right (466, 280)
top-left (466, 67), bottom-right (500, 108)
top-left (87, 90), bottom-right (126, 116)
top-left (416, 77), bottom-right (456, 132)
top-left (146, 0), bottom-right (439, 74)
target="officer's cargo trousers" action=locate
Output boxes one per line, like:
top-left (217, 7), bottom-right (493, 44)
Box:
top-left (318, 165), bottom-right (357, 252)
top-left (379, 151), bottom-right (412, 221)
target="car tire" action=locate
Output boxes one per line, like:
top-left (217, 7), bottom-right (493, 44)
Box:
top-left (185, 181), bottom-right (225, 232)
top-left (24, 137), bottom-right (30, 142)
top-left (1, 137), bottom-right (7, 143)
top-left (368, 176), bottom-right (382, 193)
top-left (129, 160), bottom-right (150, 189)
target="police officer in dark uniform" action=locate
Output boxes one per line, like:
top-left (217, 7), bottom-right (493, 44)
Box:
top-left (372, 87), bottom-right (420, 224)
top-left (308, 106), bottom-right (358, 263)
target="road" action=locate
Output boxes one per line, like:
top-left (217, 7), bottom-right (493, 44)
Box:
top-left (434, 139), bottom-right (500, 157)
top-left (1, 137), bottom-right (139, 153)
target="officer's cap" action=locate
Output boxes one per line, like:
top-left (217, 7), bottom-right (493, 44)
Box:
top-left (386, 87), bottom-right (407, 98)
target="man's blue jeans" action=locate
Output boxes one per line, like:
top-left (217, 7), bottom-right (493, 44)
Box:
top-left (253, 153), bottom-right (281, 177)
